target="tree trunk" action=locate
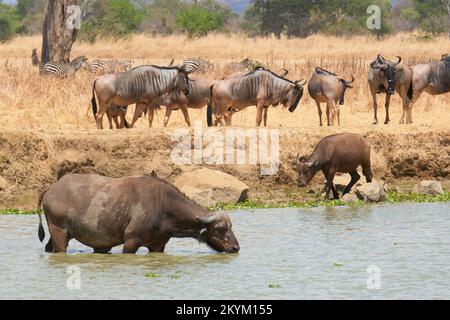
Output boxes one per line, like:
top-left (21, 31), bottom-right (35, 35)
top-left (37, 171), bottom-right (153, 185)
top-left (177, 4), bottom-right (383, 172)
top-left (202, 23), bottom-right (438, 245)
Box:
top-left (41, 0), bottom-right (79, 65)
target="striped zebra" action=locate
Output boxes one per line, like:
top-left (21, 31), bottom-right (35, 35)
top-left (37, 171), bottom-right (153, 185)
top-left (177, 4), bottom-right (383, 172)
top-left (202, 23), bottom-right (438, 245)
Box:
top-left (41, 56), bottom-right (89, 77)
top-left (88, 59), bottom-right (133, 75)
top-left (226, 58), bottom-right (263, 73)
top-left (182, 58), bottom-right (213, 73)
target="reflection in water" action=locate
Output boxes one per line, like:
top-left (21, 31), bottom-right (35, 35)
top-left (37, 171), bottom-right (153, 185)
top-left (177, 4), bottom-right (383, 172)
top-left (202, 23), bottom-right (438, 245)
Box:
top-left (1, 202), bottom-right (449, 300)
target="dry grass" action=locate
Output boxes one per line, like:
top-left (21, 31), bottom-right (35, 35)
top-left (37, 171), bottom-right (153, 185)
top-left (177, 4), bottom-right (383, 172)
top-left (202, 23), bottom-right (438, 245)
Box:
top-left (0, 33), bottom-right (449, 131)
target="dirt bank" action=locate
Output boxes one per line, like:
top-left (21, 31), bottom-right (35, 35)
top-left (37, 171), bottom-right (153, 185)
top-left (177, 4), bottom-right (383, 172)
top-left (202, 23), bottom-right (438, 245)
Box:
top-left (0, 127), bottom-right (449, 209)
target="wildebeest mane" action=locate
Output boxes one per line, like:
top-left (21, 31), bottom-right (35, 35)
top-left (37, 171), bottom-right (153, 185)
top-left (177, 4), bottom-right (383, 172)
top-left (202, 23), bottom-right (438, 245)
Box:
top-left (242, 68), bottom-right (295, 84)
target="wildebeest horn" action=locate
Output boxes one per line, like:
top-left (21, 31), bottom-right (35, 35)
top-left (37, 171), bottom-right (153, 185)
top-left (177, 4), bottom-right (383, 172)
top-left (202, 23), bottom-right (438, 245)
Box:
top-left (279, 68), bottom-right (289, 77)
top-left (346, 75), bottom-right (355, 84)
top-left (295, 79), bottom-right (307, 86)
top-left (168, 58), bottom-right (174, 66)
top-left (395, 56), bottom-right (402, 66)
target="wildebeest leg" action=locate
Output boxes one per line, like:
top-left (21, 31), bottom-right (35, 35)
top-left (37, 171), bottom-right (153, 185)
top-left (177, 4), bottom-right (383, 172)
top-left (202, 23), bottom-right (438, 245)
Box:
top-left (255, 103), bottom-right (264, 127)
top-left (163, 108), bottom-right (172, 127)
top-left (113, 116), bottom-right (121, 129)
top-left (384, 94), bottom-right (391, 125)
top-left (362, 161), bottom-right (373, 183)
top-left (107, 113), bottom-right (114, 129)
top-left (224, 113), bottom-right (232, 126)
top-left (337, 106), bottom-right (341, 126)
top-left (263, 107), bottom-right (269, 127)
top-left (180, 106), bottom-right (191, 127)
top-left (93, 248), bottom-right (112, 254)
top-left (123, 239), bottom-right (140, 254)
top-left (326, 101), bottom-right (333, 126)
top-left (147, 104), bottom-right (155, 128)
top-left (315, 101), bottom-right (323, 126)
top-left (48, 223), bottom-right (69, 253)
top-left (372, 93), bottom-right (379, 125)
top-left (343, 170), bottom-right (361, 196)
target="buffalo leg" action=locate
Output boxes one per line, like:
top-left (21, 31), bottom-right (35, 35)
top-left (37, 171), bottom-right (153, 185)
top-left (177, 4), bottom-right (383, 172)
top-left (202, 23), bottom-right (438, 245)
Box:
top-left (48, 224), bottom-right (69, 253)
top-left (147, 243), bottom-right (167, 253)
top-left (123, 239), bottom-right (141, 254)
top-left (343, 170), bottom-right (361, 196)
top-left (372, 93), bottom-right (378, 125)
top-left (113, 116), bottom-right (121, 129)
top-left (180, 106), bottom-right (191, 127)
top-left (94, 248), bottom-right (112, 254)
top-left (45, 237), bottom-right (53, 253)
top-left (323, 168), bottom-right (338, 200)
top-left (384, 94), bottom-right (391, 124)
top-left (163, 108), bottom-right (172, 127)
top-left (362, 161), bottom-right (373, 183)
top-left (315, 101), bottom-right (323, 126)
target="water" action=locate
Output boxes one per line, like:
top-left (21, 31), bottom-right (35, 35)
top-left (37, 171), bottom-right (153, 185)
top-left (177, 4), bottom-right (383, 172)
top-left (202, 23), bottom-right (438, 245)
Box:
top-left (0, 203), bottom-right (449, 300)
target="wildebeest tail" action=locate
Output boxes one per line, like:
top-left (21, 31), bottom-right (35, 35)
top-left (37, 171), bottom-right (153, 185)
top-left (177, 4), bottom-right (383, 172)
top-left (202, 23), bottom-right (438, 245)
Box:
top-left (407, 79), bottom-right (413, 101)
top-left (91, 79), bottom-right (98, 119)
top-left (207, 85), bottom-right (214, 127)
top-left (37, 188), bottom-right (48, 243)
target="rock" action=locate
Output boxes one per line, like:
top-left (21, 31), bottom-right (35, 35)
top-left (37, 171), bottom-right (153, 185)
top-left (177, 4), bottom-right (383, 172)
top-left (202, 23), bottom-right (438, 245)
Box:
top-left (0, 176), bottom-right (9, 191)
top-left (173, 168), bottom-right (249, 207)
top-left (355, 181), bottom-right (386, 202)
top-left (413, 181), bottom-right (444, 195)
top-left (333, 175), bottom-right (351, 192)
top-left (341, 193), bottom-right (359, 203)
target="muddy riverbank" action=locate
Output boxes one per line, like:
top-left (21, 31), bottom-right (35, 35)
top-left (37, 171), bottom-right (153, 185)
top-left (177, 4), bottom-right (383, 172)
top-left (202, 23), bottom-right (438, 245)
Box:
top-left (0, 127), bottom-right (449, 209)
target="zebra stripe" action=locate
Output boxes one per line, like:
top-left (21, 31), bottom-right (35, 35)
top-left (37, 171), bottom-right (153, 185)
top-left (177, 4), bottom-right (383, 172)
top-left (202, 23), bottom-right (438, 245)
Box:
top-left (42, 56), bottom-right (88, 77)
top-left (89, 59), bottom-right (132, 75)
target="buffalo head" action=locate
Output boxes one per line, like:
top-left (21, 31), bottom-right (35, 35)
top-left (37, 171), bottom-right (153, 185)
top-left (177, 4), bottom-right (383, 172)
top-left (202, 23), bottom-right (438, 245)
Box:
top-left (286, 80), bottom-right (307, 113)
top-left (296, 155), bottom-right (321, 187)
top-left (197, 213), bottom-right (240, 253)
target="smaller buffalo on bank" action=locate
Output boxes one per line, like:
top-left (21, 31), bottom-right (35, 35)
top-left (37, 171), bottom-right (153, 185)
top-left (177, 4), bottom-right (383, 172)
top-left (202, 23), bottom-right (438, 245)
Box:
top-left (295, 133), bottom-right (373, 200)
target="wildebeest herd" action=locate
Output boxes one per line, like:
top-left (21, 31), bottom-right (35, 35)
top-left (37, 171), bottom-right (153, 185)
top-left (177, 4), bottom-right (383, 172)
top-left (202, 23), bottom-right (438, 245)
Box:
top-left (32, 51), bottom-right (450, 255)
top-left (32, 50), bottom-right (450, 129)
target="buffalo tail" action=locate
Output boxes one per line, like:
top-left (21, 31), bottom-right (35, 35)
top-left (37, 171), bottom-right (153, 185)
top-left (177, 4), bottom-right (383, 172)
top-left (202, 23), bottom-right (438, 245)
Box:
top-left (91, 79), bottom-right (98, 120)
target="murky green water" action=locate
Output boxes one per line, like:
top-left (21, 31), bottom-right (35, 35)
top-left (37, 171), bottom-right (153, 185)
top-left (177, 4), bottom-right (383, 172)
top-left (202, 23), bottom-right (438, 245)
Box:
top-left (0, 203), bottom-right (449, 300)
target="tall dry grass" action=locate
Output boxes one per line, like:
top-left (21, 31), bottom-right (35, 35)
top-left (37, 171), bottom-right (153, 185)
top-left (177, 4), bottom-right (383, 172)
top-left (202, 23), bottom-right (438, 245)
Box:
top-left (0, 33), bottom-right (449, 131)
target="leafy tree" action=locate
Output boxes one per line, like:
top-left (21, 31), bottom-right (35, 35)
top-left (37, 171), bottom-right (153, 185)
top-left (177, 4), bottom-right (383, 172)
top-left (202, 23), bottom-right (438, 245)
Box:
top-left (79, 0), bottom-right (143, 42)
top-left (176, 2), bottom-right (229, 37)
top-left (0, 2), bottom-right (21, 41)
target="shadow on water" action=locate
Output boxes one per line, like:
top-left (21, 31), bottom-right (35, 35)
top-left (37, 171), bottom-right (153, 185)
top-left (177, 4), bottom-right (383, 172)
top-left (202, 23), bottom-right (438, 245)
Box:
top-left (45, 250), bottom-right (239, 271)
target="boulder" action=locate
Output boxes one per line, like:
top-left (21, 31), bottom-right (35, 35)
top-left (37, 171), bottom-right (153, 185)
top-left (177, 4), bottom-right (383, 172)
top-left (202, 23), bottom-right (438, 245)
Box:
top-left (355, 181), bottom-right (386, 202)
top-left (173, 168), bottom-right (249, 207)
top-left (0, 176), bottom-right (9, 191)
top-left (333, 175), bottom-right (351, 192)
top-left (341, 193), bottom-right (359, 203)
top-left (413, 181), bottom-right (444, 195)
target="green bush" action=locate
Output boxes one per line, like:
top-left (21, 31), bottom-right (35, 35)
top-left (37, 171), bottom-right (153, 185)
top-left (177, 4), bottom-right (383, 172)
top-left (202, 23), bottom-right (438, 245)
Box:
top-left (0, 16), bottom-right (13, 42)
top-left (176, 5), bottom-right (225, 37)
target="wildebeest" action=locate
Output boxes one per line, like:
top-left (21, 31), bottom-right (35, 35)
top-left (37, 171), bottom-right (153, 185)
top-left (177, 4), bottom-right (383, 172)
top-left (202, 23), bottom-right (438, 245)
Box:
top-left (308, 67), bottom-right (355, 126)
top-left (41, 56), bottom-right (89, 77)
top-left (295, 133), bottom-right (373, 200)
top-left (410, 55), bottom-right (450, 121)
top-left (106, 104), bottom-right (131, 129)
top-left (368, 55), bottom-right (413, 125)
top-left (91, 61), bottom-right (199, 129)
top-left (208, 68), bottom-right (306, 127)
top-left (38, 174), bottom-right (240, 254)
top-left (129, 78), bottom-right (216, 128)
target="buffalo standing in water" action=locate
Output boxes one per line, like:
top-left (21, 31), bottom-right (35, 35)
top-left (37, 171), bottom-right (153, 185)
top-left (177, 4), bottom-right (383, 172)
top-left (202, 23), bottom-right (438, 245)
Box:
top-left (38, 174), bottom-right (240, 254)
top-left (295, 133), bottom-right (373, 200)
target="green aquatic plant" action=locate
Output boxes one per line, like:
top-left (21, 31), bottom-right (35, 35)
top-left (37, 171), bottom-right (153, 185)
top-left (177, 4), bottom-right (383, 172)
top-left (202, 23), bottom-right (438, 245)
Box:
top-left (268, 284), bottom-right (281, 289)
top-left (333, 262), bottom-right (344, 268)
top-left (0, 208), bottom-right (40, 215)
top-left (144, 273), bottom-right (161, 278)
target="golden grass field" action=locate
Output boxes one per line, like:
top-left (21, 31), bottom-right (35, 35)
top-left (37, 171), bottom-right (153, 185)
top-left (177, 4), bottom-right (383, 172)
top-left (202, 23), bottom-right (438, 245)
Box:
top-left (0, 33), bottom-right (449, 131)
